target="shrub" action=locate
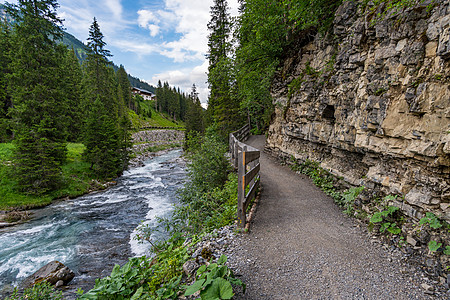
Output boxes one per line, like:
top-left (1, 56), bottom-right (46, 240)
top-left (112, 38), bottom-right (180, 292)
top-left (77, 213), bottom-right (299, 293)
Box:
top-left (5, 282), bottom-right (63, 300)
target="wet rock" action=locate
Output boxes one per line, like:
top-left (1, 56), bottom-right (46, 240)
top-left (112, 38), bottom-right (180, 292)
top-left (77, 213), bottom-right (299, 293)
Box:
top-left (21, 261), bottom-right (75, 289)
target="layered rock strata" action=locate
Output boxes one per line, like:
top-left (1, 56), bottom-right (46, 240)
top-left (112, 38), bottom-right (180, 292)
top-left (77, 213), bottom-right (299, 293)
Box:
top-left (266, 1), bottom-right (450, 221)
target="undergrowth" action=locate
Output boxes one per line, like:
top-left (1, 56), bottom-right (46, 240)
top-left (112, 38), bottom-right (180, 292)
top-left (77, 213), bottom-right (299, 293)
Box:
top-left (77, 126), bottom-right (243, 299)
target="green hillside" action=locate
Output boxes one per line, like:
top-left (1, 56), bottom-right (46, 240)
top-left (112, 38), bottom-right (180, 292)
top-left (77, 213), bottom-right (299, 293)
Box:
top-left (62, 31), bottom-right (88, 61)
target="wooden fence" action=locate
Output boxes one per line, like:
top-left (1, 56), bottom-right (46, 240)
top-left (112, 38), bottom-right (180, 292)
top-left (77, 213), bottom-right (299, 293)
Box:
top-left (229, 124), bottom-right (260, 228)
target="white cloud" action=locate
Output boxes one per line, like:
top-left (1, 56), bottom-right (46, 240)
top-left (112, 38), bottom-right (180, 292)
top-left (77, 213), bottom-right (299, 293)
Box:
top-left (137, 10), bottom-right (161, 37)
top-left (148, 24), bottom-right (160, 37)
top-left (150, 60), bottom-right (209, 104)
top-left (137, 10), bottom-right (158, 27)
top-left (112, 39), bottom-right (158, 56)
top-left (58, 0), bottom-right (130, 44)
top-left (105, 0), bottom-right (122, 20)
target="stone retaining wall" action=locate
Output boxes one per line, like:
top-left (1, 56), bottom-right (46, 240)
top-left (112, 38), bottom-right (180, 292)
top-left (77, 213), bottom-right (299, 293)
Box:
top-left (266, 1), bottom-right (450, 221)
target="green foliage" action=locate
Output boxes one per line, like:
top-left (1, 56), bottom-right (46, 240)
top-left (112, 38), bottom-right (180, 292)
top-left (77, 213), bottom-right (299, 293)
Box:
top-left (369, 206), bottom-right (402, 235)
top-left (0, 142), bottom-right (102, 210)
top-left (82, 19), bottom-right (130, 180)
top-left (184, 255), bottom-right (245, 300)
top-left (155, 80), bottom-right (190, 123)
top-left (289, 157), bottom-right (340, 201)
top-left (84, 98), bottom-right (124, 179)
top-left (82, 125), bottom-right (241, 299)
top-left (419, 212), bottom-right (442, 229)
top-left (339, 186), bottom-right (364, 216)
top-left (184, 126), bottom-right (231, 193)
top-left (5, 282), bottom-right (63, 300)
top-left (206, 0), bottom-right (242, 136)
top-left (6, 0), bottom-right (69, 194)
top-left (0, 20), bottom-right (12, 142)
top-left (234, 0), bottom-right (342, 133)
top-left (444, 246), bottom-right (450, 256)
top-left (62, 47), bottom-right (84, 142)
top-left (78, 256), bottom-right (155, 299)
top-left (427, 240), bottom-right (442, 253)
top-left (362, 0), bottom-right (436, 23)
top-left (185, 84), bottom-right (205, 135)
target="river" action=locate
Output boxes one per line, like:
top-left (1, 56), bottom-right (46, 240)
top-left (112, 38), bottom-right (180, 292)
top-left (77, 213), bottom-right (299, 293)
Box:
top-left (0, 149), bottom-right (185, 298)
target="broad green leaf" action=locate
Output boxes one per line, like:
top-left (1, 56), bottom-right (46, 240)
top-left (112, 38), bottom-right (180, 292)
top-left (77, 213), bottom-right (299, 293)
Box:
top-left (428, 240), bottom-right (442, 252)
top-left (110, 264), bottom-right (121, 277)
top-left (197, 265), bottom-right (207, 275)
top-left (216, 277), bottom-right (234, 299)
top-left (217, 255), bottom-right (227, 264)
top-left (200, 279), bottom-right (220, 300)
top-left (130, 287), bottom-right (143, 300)
top-left (444, 246), bottom-right (450, 256)
top-left (370, 213), bottom-right (383, 223)
top-left (184, 279), bottom-right (206, 296)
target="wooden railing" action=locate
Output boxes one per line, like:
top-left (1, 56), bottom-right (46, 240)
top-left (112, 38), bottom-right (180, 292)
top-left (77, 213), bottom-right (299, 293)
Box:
top-left (229, 124), bottom-right (260, 228)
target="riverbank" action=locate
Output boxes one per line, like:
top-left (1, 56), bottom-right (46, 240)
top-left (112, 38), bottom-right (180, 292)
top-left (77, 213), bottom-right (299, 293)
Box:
top-left (0, 130), bottom-right (185, 227)
top-left (0, 149), bottom-right (187, 299)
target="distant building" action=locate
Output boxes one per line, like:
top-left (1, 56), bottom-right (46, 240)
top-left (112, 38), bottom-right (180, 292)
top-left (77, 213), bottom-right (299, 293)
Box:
top-left (131, 87), bottom-right (156, 101)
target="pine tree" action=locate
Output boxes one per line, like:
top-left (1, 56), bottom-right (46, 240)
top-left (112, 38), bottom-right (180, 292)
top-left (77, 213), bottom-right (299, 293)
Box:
top-left (62, 48), bottom-right (84, 142)
top-left (0, 20), bottom-right (12, 141)
top-left (207, 0), bottom-right (241, 136)
top-left (117, 64), bottom-right (134, 111)
top-left (156, 80), bottom-right (162, 112)
top-left (6, 0), bottom-right (68, 194)
top-left (185, 84), bottom-right (204, 134)
top-left (84, 97), bottom-right (122, 178)
top-left (83, 18), bottom-right (129, 179)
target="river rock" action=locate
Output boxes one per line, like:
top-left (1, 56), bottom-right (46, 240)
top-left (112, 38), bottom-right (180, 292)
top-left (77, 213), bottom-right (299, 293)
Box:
top-left (21, 261), bottom-right (75, 289)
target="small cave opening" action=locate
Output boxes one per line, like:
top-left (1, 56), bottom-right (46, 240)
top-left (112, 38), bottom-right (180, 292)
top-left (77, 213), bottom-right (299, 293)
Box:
top-left (322, 104), bottom-right (336, 122)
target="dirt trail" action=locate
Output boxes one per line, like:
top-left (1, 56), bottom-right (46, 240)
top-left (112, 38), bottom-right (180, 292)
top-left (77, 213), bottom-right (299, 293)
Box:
top-left (227, 135), bottom-right (435, 299)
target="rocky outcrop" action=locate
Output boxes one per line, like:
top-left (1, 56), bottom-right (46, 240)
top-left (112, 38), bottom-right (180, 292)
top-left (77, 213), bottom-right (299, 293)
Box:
top-left (266, 1), bottom-right (450, 221)
top-left (21, 261), bottom-right (74, 289)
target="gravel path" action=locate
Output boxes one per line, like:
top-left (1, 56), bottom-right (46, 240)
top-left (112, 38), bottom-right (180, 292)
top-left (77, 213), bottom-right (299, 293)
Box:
top-left (226, 135), bottom-right (438, 299)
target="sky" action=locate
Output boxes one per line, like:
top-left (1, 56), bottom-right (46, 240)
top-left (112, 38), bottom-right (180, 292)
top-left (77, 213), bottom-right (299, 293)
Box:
top-left (2, 0), bottom-right (240, 104)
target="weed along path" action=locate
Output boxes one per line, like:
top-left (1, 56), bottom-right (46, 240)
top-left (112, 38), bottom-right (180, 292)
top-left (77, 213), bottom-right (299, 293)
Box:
top-left (226, 135), bottom-right (431, 299)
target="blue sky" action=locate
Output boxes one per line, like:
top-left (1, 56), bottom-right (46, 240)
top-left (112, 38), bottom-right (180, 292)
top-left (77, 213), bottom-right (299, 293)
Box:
top-left (2, 0), bottom-right (239, 103)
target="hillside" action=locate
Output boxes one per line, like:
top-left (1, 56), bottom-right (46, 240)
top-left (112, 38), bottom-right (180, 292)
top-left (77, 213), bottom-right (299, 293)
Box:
top-left (0, 4), bottom-right (155, 92)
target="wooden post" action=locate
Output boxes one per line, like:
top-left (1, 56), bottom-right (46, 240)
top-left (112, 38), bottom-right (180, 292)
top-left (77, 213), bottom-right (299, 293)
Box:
top-left (234, 141), bottom-right (239, 169)
top-left (237, 150), bottom-right (245, 227)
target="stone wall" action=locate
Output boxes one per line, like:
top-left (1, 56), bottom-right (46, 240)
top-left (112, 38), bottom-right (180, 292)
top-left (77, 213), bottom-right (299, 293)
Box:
top-left (266, 0), bottom-right (450, 221)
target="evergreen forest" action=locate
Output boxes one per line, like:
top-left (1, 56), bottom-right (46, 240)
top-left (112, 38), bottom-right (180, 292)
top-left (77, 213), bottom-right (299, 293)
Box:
top-left (0, 0), bottom-right (202, 204)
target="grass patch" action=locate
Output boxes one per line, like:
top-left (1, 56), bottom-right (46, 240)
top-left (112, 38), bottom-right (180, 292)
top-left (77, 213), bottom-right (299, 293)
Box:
top-left (128, 108), bottom-right (185, 129)
top-left (146, 143), bottom-right (182, 153)
top-left (0, 143), bottom-right (97, 210)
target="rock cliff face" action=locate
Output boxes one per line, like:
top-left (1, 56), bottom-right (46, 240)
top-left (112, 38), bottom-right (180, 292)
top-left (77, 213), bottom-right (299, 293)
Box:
top-left (266, 1), bottom-right (450, 221)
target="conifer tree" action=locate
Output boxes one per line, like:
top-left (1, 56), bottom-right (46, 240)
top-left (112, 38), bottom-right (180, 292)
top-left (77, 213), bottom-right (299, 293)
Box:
top-left (156, 80), bottom-right (163, 112)
top-left (83, 18), bottom-right (129, 179)
top-left (6, 0), bottom-right (68, 194)
top-left (207, 0), bottom-right (241, 136)
top-left (185, 84), bottom-right (204, 134)
top-left (117, 64), bottom-right (134, 111)
top-left (0, 20), bottom-right (12, 141)
top-left (63, 48), bottom-right (84, 142)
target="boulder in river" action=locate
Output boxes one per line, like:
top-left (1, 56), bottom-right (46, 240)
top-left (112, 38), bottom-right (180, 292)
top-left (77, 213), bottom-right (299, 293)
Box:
top-left (21, 261), bottom-right (75, 289)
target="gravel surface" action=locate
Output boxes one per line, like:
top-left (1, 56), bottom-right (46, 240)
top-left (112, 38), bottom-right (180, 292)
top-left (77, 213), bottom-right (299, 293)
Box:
top-left (222, 135), bottom-right (445, 299)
